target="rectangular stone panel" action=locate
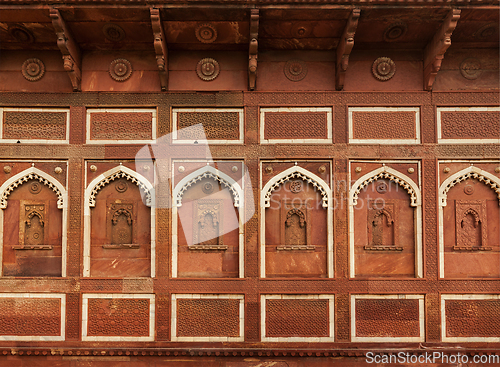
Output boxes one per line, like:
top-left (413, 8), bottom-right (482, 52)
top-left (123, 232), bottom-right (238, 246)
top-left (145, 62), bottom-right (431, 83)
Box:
top-left (437, 107), bottom-right (500, 143)
top-left (173, 108), bottom-right (243, 143)
top-left (260, 107), bottom-right (332, 144)
top-left (351, 295), bottom-right (424, 342)
top-left (348, 107), bottom-right (420, 144)
top-left (0, 108), bottom-right (69, 143)
top-left (172, 294), bottom-right (244, 342)
top-left (0, 294), bottom-right (65, 341)
top-left (261, 295), bottom-right (334, 342)
top-left (442, 295), bottom-right (500, 342)
top-left (86, 108), bottom-right (156, 143)
top-left (82, 294), bottom-right (155, 341)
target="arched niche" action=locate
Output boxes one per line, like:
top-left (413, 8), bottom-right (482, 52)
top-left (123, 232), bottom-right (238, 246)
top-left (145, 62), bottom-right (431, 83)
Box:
top-left (172, 165), bottom-right (244, 278)
top-left (438, 165), bottom-right (500, 278)
top-left (0, 167), bottom-right (67, 277)
top-left (349, 166), bottom-right (422, 278)
top-left (260, 166), bottom-right (333, 278)
top-left (83, 165), bottom-right (155, 277)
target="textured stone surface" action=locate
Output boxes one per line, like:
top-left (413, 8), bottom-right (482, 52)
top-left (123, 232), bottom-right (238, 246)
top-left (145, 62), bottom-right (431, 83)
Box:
top-left (176, 299), bottom-right (240, 337)
top-left (266, 299), bottom-right (329, 337)
top-left (446, 299), bottom-right (500, 337)
top-left (440, 111), bottom-right (500, 139)
top-left (352, 111), bottom-right (416, 140)
top-left (355, 299), bottom-right (420, 337)
top-left (264, 112), bottom-right (328, 140)
top-left (177, 111), bottom-right (240, 140)
top-left (3, 111), bottom-right (66, 140)
top-left (89, 112), bottom-right (153, 140)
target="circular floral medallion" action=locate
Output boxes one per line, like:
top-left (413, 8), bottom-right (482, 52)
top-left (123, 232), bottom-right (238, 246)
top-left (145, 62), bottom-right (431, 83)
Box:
top-left (474, 23), bottom-right (498, 39)
top-left (464, 185), bottom-right (475, 195)
top-left (22, 58), bottom-right (45, 82)
top-left (115, 181), bottom-right (128, 193)
top-left (109, 59), bottom-right (132, 82)
top-left (291, 23), bottom-right (312, 38)
top-left (9, 25), bottom-right (34, 43)
top-left (29, 181), bottom-right (42, 194)
top-left (103, 23), bottom-right (126, 42)
top-left (3, 166), bottom-right (11, 174)
top-left (372, 57), bottom-right (396, 81)
top-left (195, 23), bottom-right (217, 43)
top-left (460, 58), bottom-right (481, 80)
top-left (202, 181), bottom-right (214, 194)
top-left (197, 58), bottom-right (220, 81)
top-left (290, 180), bottom-right (303, 193)
top-left (376, 182), bottom-right (388, 194)
top-left (284, 59), bottom-right (308, 82)
top-left (383, 22), bottom-right (407, 42)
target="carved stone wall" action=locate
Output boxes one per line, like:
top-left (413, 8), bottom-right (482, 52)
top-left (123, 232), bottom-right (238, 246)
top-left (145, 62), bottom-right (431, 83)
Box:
top-left (175, 109), bottom-right (241, 141)
top-left (88, 110), bottom-right (154, 141)
top-left (444, 298), bottom-right (500, 338)
top-left (440, 110), bottom-right (500, 140)
top-left (263, 110), bottom-right (329, 140)
top-left (2, 110), bottom-right (67, 141)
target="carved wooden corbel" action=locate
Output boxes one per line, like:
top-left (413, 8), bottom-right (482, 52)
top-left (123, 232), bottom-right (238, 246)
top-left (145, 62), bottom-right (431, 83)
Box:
top-left (50, 8), bottom-right (81, 92)
top-left (423, 9), bottom-right (461, 91)
top-left (335, 8), bottom-right (360, 91)
top-left (248, 9), bottom-right (259, 91)
top-left (150, 8), bottom-right (168, 91)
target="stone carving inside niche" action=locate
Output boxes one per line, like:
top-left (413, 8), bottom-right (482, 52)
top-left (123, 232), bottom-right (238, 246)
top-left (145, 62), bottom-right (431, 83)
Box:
top-left (454, 200), bottom-right (490, 251)
top-left (13, 201), bottom-right (51, 250)
top-left (364, 200), bottom-right (402, 251)
top-left (190, 199), bottom-right (227, 251)
top-left (104, 201), bottom-right (138, 249)
top-left (278, 200), bottom-right (314, 251)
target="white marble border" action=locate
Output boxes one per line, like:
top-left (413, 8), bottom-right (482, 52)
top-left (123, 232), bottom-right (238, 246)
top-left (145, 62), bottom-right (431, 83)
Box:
top-left (437, 161), bottom-right (500, 278)
top-left (0, 165), bottom-right (69, 277)
top-left (441, 294), bottom-right (500, 342)
top-left (260, 294), bottom-right (335, 342)
top-left (83, 164), bottom-right (156, 277)
top-left (0, 293), bottom-right (65, 341)
top-left (86, 108), bottom-right (157, 144)
top-left (171, 162), bottom-right (245, 278)
top-left (348, 162), bottom-right (423, 278)
top-left (260, 107), bottom-right (333, 144)
top-left (0, 108), bottom-right (70, 144)
top-left (351, 294), bottom-right (425, 342)
top-left (172, 108), bottom-right (244, 144)
top-left (171, 294), bottom-right (244, 342)
top-left (82, 293), bottom-right (155, 342)
top-left (437, 107), bottom-right (500, 144)
top-left (260, 164), bottom-right (333, 278)
top-left (348, 107), bottom-right (421, 144)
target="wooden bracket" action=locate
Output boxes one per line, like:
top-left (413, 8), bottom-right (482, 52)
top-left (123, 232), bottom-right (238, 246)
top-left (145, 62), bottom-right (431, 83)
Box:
top-left (50, 8), bottom-right (81, 92)
top-left (423, 9), bottom-right (461, 91)
top-left (335, 8), bottom-right (360, 91)
top-left (150, 8), bottom-right (169, 91)
top-left (248, 9), bottom-right (259, 91)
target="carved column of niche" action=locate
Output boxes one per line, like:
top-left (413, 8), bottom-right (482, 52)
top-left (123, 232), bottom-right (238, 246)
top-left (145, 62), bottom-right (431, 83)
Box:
top-left (454, 200), bottom-right (490, 251)
top-left (365, 199), bottom-right (402, 251)
top-left (191, 199), bottom-right (227, 251)
top-left (18, 200), bottom-right (50, 250)
top-left (104, 200), bottom-right (138, 249)
top-left (278, 199), bottom-right (313, 251)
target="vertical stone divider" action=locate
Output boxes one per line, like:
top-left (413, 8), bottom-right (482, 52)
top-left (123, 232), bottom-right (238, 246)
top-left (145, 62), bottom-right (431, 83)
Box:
top-left (67, 158), bottom-right (82, 276)
top-left (336, 293), bottom-right (350, 342)
top-left (69, 106), bottom-right (85, 145)
top-left (155, 293), bottom-right (170, 340)
top-left (421, 102), bottom-right (435, 144)
top-left (65, 292), bottom-right (80, 340)
top-left (335, 158), bottom-right (348, 279)
top-left (155, 165), bottom-right (170, 278)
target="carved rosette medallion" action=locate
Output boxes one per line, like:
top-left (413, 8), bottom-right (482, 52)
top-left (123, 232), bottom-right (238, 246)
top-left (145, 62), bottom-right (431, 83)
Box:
top-left (22, 58), bottom-right (45, 82)
top-left (460, 58), bottom-right (481, 80)
top-left (289, 180), bottom-right (303, 193)
top-left (464, 185), bottom-right (474, 195)
top-left (196, 58), bottom-right (220, 81)
top-left (103, 23), bottom-right (126, 42)
top-left (376, 182), bottom-right (388, 194)
top-left (202, 181), bottom-right (214, 194)
top-left (115, 181), bottom-right (128, 193)
top-left (109, 59), bottom-right (132, 82)
top-left (195, 23), bottom-right (217, 43)
top-left (284, 60), bottom-right (308, 82)
top-left (29, 181), bottom-right (42, 195)
top-left (474, 23), bottom-right (498, 40)
top-left (383, 22), bottom-right (407, 42)
top-left (291, 23), bottom-right (312, 38)
top-left (372, 57), bottom-right (396, 81)
top-left (9, 25), bottom-right (34, 43)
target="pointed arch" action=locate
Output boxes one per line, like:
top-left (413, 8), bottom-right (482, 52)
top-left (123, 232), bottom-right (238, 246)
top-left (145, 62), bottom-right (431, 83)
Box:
top-left (85, 165), bottom-right (154, 211)
top-left (348, 165), bottom-right (422, 278)
top-left (349, 165), bottom-right (421, 207)
top-left (83, 165), bottom-right (155, 277)
top-left (438, 165), bottom-right (500, 207)
top-left (261, 166), bottom-right (331, 208)
top-left (0, 167), bottom-right (66, 209)
top-left (0, 166), bottom-right (68, 277)
top-left (173, 165), bottom-right (243, 208)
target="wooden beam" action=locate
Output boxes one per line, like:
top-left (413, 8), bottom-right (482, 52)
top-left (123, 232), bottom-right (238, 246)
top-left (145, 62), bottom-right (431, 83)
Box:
top-left (335, 8), bottom-right (360, 91)
top-left (50, 8), bottom-right (81, 92)
top-left (248, 9), bottom-right (259, 91)
top-left (423, 9), bottom-right (461, 91)
top-left (150, 8), bottom-right (168, 91)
